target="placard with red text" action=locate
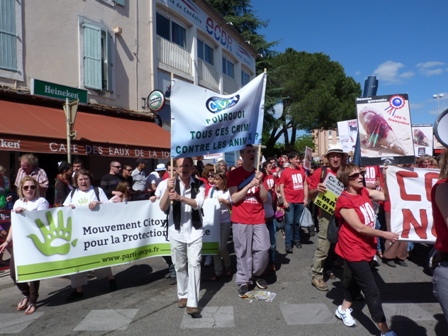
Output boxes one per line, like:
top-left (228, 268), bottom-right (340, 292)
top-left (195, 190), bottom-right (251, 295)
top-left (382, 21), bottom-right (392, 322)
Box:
top-left (387, 165), bottom-right (439, 242)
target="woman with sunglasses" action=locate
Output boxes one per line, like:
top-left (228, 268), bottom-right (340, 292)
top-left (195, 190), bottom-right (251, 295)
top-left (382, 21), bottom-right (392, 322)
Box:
top-left (333, 164), bottom-right (399, 336)
top-left (0, 176), bottom-right (49, 315)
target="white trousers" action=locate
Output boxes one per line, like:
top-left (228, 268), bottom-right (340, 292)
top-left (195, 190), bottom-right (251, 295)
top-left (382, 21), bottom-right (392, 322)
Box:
top-left (171, 236), bottom-right (202, 308)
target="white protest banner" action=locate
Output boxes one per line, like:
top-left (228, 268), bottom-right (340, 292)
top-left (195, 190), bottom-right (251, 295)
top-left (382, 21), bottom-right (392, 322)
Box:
top-left (387, 165), bottom-right (439, 242)
top-left (303, 146), bottom-right (313, 170)
top-left (12, 200), bottom-right (220, 282)
top-left (170, 73), bottom-right (266, 158)
top-left (337, 119), bottom-right (358, 153)
top-left (411, 124), bottom-right (433, 157)
top-left (356, 94), bottom-right (414, 166)
top-left (314, 174), bottom-right (344, 215)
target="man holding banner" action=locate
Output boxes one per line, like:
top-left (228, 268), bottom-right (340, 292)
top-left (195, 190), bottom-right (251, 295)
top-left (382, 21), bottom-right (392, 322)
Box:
top-left (309, 144), bottom-right (347, 291)
top-left (159, 158), bottom-right (205, 317)
top-left (228, 144), bottom-right (270, 298)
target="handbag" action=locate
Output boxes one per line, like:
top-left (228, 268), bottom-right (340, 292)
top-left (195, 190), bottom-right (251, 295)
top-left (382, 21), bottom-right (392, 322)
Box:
top-left (300, 207), bottom-right (313, 228)
top-left (327, 213), bottom-right (339, 244)
top-left (275, 210), bottom-right (285, 230)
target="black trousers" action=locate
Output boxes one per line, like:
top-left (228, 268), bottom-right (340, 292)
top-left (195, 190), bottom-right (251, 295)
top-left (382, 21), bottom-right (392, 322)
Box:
top-left (343, 259), bottom-right (386, 323)
top-left (10, 253), bottom-right (40, 304)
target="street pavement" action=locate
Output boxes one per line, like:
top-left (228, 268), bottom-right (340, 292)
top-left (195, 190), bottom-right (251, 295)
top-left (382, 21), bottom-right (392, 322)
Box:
top-left (0, 232), bottom-right (446, 336)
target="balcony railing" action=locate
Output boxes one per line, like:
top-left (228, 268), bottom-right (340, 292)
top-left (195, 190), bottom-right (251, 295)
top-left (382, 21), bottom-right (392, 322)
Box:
top-left (198, 59), bottom-right (219, 91)
top-left (157, 36), bottom-right (192, 75)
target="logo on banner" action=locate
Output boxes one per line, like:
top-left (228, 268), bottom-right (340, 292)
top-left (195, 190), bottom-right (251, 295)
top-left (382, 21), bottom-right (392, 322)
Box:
top-left (206, 95), bottom-right (240, 113)
top-left (27, 210), bottom-right (78, 256)
top-left (385, 95), bottom-right (405, 116)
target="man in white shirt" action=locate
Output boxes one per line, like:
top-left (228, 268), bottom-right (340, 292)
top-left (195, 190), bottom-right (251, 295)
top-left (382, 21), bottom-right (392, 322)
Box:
top-left (132, 158), bottom-right (149, 200)
top-left (159, 157), bottom-right (204, 317)
top-left (146, 163), bottom-right (166, 193)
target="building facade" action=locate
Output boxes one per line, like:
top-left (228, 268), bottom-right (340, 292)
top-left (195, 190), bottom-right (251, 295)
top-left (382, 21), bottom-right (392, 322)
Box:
top-left (0, 0), bottom-right (256, 201)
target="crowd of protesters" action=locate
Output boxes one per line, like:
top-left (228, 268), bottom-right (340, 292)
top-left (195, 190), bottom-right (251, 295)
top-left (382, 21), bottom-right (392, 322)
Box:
top-left (0, 148), bottom-right (446, 333)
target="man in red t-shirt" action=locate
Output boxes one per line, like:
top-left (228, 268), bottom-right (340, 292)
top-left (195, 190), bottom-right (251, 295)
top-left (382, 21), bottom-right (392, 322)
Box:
top-left (228, 145), bottom-right (269, 298)
top-left (309, 144), bottom-right (347, 291)
top-left (279, 152), bottom-right (308, 253)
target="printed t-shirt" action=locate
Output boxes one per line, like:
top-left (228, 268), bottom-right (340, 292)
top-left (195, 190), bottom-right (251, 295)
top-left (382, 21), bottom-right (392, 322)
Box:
top-left (279, 167), bottom-right (306, 203)
top-left (63, 186), bottom-right (109, 206)
top-left (364, 165), bottom-right (382, 189)
top-left (228, 166), bottom-right (264, 224)
top-left (335, 188), bottom-right (377, 262)
top-left (432, 178), bottom-right (448, 253)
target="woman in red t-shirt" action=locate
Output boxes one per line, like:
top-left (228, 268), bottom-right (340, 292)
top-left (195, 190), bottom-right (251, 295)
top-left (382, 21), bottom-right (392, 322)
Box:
top-left (432, 149), bottom-right (448, 323)
top-left (334, 164), bottom-right (398, 336)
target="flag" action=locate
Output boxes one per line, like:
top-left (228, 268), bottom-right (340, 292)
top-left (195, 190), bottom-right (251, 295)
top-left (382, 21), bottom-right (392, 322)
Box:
top-left (170, 73), bottom-right (266, 158)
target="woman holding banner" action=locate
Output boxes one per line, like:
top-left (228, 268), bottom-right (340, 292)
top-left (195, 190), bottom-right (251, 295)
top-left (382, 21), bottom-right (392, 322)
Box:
top-left (63, 169), bottom-right (116, 302)
top-left (0, 176), bottom-right (49, 315)
top-left (431, 148), bottom-right (448, 323)
top-left (334, 164), bottom-right (398, 336)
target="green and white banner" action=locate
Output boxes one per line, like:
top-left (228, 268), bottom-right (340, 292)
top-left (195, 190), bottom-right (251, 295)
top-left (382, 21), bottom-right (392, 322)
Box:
top-left (12, 200), bottom-right (220, 282)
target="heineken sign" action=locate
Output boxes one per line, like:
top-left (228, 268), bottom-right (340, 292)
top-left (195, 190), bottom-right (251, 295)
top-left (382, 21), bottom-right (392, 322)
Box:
top-left (147, 90), bottom-right (165, 112)
top-left (31, 79), bottom-right (88, 103)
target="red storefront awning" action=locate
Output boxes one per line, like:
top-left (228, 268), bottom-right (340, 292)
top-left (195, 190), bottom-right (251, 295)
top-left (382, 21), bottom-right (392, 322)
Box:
top-left (0, 100), bottom-right (171, 159)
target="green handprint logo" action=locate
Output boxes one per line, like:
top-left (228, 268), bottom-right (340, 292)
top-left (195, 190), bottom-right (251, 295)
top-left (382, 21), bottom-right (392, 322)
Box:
top-left (28, 210), bottom-right (78, 256)
top-left (77, 197), bottom-right (89, 205)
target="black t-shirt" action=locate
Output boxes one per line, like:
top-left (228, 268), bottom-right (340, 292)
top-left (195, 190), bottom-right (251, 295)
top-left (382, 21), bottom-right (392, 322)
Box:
top-left (100, 173), bottom-right (124, 198)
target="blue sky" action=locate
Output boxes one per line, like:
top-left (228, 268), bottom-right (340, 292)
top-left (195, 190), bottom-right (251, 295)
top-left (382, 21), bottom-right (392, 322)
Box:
top-left (253, 0), bottom-right (448, 126)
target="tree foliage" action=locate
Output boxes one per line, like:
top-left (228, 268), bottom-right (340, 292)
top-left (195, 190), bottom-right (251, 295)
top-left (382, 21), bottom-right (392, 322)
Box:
top-left (205, 0), bottom-right (277, 71)
top-left (264, 49), bottom-right (361, 151)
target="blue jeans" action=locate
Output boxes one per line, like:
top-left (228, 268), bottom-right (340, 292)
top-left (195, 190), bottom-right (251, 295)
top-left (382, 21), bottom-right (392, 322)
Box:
top-left (266, 218), bottom-right (276, 264)
top-left (285, 203), bottom-right (304, 248)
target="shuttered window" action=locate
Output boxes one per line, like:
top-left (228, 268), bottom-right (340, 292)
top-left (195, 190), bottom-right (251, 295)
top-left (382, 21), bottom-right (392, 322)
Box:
top-left (114, 0), bottom-right (126, 6)
top-left (83, 23), bottom-right (114, 91)
top-left (0, 0), bottom-right (17, 72)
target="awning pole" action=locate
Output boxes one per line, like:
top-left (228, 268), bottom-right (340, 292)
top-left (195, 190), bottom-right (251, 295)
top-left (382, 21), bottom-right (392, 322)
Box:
top-left (64, 98), bottom-right (71, 163)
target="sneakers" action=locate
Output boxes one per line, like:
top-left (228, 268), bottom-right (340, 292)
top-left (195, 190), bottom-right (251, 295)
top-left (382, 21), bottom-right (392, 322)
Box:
top-left (293, 241), bottom-right (302, 249)
top-left (254, 277), bottom-right (268, 289)
top-left (381, 331), bottom-right (397, 336)
top-left (335, 305), bottom-right (356, 327)
top-left (238, 284), bottom-right (248, 298)
top-left (285, 246), bottom-right (293, 254)
top-left (311, 277), bottom-right (329, 291)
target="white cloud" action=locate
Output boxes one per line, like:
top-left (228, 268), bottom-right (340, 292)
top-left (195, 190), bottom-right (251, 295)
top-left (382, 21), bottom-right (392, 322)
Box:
top-left (416, 61), bottom-right (445, 69)
top-left (416, 61), bottom-right (446, 76)
top-left (373, 61), bottom-right (414, 84)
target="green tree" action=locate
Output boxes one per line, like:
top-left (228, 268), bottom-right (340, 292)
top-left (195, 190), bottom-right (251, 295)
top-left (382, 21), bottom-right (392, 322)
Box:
top-left (294, 134), bottom-right (315, 153)
top-left (206, 0), bottom-right (277, 72)
top-left (264, 49), bottom-right (361, 151)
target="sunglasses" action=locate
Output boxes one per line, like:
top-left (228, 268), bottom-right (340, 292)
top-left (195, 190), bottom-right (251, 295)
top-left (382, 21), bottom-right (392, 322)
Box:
top-left (125, 169), bottom-right (132, 172)
top-left (113, 166), bottom-right (122, 169)
top-left (208, 174), bottom-right (214, 178)
top-left (348, 172), bottom-right (365, 180)
top-left (23, 185), bottom-right (36, 191)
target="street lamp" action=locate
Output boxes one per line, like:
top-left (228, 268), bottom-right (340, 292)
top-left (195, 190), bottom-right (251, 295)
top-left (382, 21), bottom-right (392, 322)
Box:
top-left (433, 93), bottom-right (444, 115)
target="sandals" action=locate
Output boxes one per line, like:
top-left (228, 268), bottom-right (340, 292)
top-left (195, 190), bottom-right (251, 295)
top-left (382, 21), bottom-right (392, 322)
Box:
top-left (25, 304), bottom-right (36, 315)
top-left (224, 267), bottom-right (233, 277)
top-left (17, 296), bottom-right (29, 311)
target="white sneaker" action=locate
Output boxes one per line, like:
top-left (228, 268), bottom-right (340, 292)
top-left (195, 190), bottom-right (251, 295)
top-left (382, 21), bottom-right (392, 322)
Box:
top-left (204, 255), bottom-right (213, 267)
top-left (335, 305), bottom-right (356, 327)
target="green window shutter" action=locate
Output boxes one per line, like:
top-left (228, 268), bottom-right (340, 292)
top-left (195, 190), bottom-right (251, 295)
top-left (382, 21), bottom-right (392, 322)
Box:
top-left (0, 0), bottom-right (17, 72)
top-left (114, 0), bottom-right (126, 6)
top-left (83, 23), bottom-right (102, 90)
top-left (106, 31), bottom-right (114, 92)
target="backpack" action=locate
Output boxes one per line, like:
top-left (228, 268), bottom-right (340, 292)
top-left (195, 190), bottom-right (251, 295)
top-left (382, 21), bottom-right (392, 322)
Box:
top-left (68, 186), bottom-right (100, 202)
